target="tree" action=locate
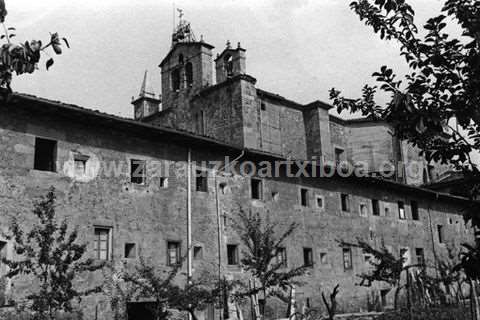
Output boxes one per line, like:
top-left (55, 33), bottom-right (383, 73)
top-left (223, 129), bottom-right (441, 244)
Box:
top-left (2, 187), bottom-right (104, 320)
top-left (122, 257), bottom-right (227, 320)
top-left (339, 240), bottom-right (407, 310)
top-left (329, 0), bottom-right (480, 278)
top-left (234, 209), bottom-right (308, 319)
top-left (330, 0), bottom-right (479, 174)
top-left (0, 0), bottom-right (69, 92)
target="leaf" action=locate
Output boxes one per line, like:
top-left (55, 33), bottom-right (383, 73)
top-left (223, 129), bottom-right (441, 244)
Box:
top-left (46, 58), bottom-right (54, 70)
top-left (7, 27), bottom-right (15, 31)
top-left (0, 35), bottom-right (4, 39)
top-left (8, 34), bottom-right (15, 38)
top-left (62, 37), bottom-right (70, 48)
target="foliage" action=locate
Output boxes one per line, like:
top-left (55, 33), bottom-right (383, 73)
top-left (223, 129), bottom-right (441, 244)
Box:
top-left (121, 257), bottom-right (227, 320)
top-left (234, 209), bottom-right (308, 317)
top-left (0, 0), bottom-right (69, 91)
top-left (378, 305), bottom-right (471, 320)
top-left (330, 0), bottom-right (480, 172)
top-left (329, 0), bottom-right (480, 280)
top-left (339, 240), bottom-right (405, 287)
top-left (2, 187), bottom-right (104, 320)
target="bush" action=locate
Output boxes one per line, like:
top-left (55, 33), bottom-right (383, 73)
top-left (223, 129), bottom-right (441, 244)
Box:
top-left (378, 306), bottom-right (470, 320)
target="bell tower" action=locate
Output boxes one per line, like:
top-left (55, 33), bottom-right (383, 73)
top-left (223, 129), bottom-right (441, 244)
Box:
top-left (131, 70), bottom-right (161, 120)
top-left (159, 11), bottom-right (214, 110)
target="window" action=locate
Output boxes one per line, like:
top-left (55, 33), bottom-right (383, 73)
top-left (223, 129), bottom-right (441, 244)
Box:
top-left (411, 201), bottom-right (419, 220)
top-left (398, 201), bottom-right (406, 220)
top-left (316, 195), bottom-right (324, 209)
top-left (171, 68), bottom-right (181, 91)
top-left (124, 243), bottom-right (136, 259)
top-left (300, 188), bottom-right (309, 207)
top-left (303, 248), bottom-right (314, 267)
top-left (159, 177), bottom-right (168, 188)
top-left (225, 55), bottom-right (233, 77)
top-left (178, 54), bottom-right (184, 65)
top-left (272, 192), bottom-right (279, 201)
top-left (276, 247), bottom-right (287, 267)
top-left (193, 246), bottom-right (203, 260)
top-left (167, 241), bottom-right (181, 266)
top-left (227, 244), bottom-right (239, 265)
top-left (334, 147), bottom-right (345, 164)
top-left (364, 254), bottom-right (372, 263)
top-left (372, 199), bottom-right (380, 216)
top-left (415, 248), bottom-right (425, 266)
top-left (130, 159), bottom-right (146, 185)
top-left (320, 252), bottom-right (328, 265)
top-left (195, 111), bottom-right (205, 135)
top-left (261, 102), bottom-right (266, 111)
top-left (74, 154), bottom-right (89, 176)
top-left (34, 137), bottom-right (57, 172)
top-left (399, 248), bottom-right (410, 266)
top-left (251, 178), bottom-right (263, 200)
top-left (342, 247), bottom-right (353, 270)
top-left (359, 203), bottom-right (368, 217)
top-left (196, 169), bottom-right (208, 192)
top-left (437, 225), bottom-right (444, 243)
top-left (186, 62), bottom-right (193, 87)
top-left (340, 194), bottom-right (350, 212)
top-left (94, 227), bottom-right (112, 260)
top-left (385, 207), bottom-right (390, 216)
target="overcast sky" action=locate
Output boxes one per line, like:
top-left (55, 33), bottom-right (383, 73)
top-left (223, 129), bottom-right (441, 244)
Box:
top-left (7, 0), bottom-right (448, 119)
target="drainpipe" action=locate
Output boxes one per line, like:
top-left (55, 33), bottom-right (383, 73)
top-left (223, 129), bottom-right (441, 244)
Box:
top-left (187, 148), bottom-right (192, 285)
top-left (214, 150), bottom-right (245, 319)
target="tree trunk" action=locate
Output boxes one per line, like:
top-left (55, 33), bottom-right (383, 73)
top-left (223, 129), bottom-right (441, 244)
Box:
top-left (394, 285), bottom-right (402, 311)
top-left (471, 279), bottom-right (480, 320)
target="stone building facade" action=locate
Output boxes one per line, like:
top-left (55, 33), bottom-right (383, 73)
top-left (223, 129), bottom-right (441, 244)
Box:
top-left (0, 18), bottom-right (475, 320)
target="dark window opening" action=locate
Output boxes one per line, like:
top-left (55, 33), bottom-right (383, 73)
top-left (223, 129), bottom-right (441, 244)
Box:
top-left (415, 248), bottom-right (425, 266)
top-left (261, 102), bottom-right (266, 111)
top-left (300, 188), bottom-right (309, 207)
top-left (334, 147), bottom-right (344, 164)
top-left (130, 159), bottom-right (146, 185)
top-left (437, 225), bottom-right (444, 243)
top-left (225, 55), bottom-right (233, 77)
top-left (372, 199), bottom-right (380, 216)
top-left (34, 137), bottom-right (57, 172)
top-left (341, 194), bottom-right (350, 212)
top-left (316, 196), bottom-right (324, 209)
top-left (320, 252), bottom-right (328, 264)
top-left (398, 201), bottom-right (406, 220)
top-left (159, 177), bottom-right (168, 188)
top-left (171, 68), bottom-right (181, 91)
top-left (303, 248), bottom-right (313, 267)
top-left (276, 247), bottom-right (287, 267)
top-left (411, 200), bottom-right (419, 220)
top-left (227, 244), bottom-right (239, 265)
top-left (196, 169), bottom-right (208, 192)
top-left (124, 243), bottom-right (136, 259)
top-left (251, 178), bottom-right (263, 200)
top-left (186, 62), bottom-right (193, 87)
top-left (178, 54), bottom-right (184, 65)
top-left (167, 241), bottom-right (181, 266)
top-left (195, 111), bottom-right (205, 135)
top-left (343, 247), bottom-right (353, 270)
top-left (193, 246), bottom-right (203, 260)
top-left (94, 227), bottom-right (111, 260)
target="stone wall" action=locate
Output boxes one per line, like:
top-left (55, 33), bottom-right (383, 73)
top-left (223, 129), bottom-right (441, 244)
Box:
top-left (0, 101), bottom-right (474, 319)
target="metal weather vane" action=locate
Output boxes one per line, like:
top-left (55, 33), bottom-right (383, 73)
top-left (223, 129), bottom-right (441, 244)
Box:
top-left (0, 0), bottom-right (70, 92)
top-left (172, 8), bottom-right (196, 45)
